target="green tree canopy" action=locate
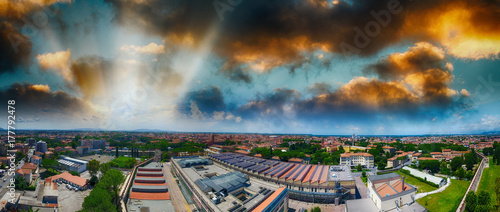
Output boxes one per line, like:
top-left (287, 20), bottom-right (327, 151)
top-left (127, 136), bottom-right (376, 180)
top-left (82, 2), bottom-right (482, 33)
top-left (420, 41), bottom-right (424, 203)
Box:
top-left (87, 159), bottom-right (100, 178)
top-left (465, 191), bottom-right (477, 212)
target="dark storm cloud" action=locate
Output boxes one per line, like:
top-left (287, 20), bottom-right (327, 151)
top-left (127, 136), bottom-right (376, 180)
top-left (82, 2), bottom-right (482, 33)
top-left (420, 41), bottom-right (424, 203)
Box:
top-left (0, 83), bottom-right (90, 117)
top-left (0, 21), bottom-right (32, 74)
top-left (180, 86), bottom-right (226, 115)
top-left (238, 88), bottom-right (300, 118)
top-left (307, 82), bottom-right (333, 95)
top-left (104, 0), bottom-right (500, 82)
top-left (219, 66), bottom-right (253, 84)
top-left (237, 43), bottom-right (473, 121)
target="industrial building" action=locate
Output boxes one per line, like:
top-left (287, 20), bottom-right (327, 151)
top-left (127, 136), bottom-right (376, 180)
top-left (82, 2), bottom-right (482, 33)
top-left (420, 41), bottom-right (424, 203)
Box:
top-left (57, 156), bottom-right (88, 173)
top-left (209, 153), bottom-right (355, 204)
top-left (172, 156), bottom-right (289, 212)
top-left (127, 162), bottom-right (175, 212)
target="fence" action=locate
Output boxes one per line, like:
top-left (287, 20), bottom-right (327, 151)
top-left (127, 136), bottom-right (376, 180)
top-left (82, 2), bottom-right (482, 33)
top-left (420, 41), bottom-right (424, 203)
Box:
top-left (456, 152), bottom-right (487, 212)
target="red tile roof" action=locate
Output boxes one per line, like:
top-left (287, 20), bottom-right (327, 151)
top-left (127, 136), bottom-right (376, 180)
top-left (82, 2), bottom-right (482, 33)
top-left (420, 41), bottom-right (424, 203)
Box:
top-left (129, 191), bottom-right (170, 200)
top-left (50, 172), bottom-right (88, 187)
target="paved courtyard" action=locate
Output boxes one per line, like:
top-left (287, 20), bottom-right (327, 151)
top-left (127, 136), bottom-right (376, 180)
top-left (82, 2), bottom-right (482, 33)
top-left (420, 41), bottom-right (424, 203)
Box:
top-left (57, 184), bottom-right (91, 212)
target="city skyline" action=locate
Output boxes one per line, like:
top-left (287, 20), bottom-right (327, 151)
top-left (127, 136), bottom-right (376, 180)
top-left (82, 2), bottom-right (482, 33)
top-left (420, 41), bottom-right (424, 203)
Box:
top-left (1, 0), bottom-right (500, 135)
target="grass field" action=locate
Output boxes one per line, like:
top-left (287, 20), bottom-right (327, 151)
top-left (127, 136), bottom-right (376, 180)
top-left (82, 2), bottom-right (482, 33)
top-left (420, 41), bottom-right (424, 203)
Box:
top-left (395, 170), bottom-right (437, 193)
top-left (478, 156), bottom-right (499, 207)
top-left (416, 179), bottom-right (470, 212)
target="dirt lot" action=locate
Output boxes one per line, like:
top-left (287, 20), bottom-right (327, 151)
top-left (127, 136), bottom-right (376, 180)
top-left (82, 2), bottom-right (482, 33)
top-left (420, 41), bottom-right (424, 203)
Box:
top-left (57, 184), bottom-right (91, 212)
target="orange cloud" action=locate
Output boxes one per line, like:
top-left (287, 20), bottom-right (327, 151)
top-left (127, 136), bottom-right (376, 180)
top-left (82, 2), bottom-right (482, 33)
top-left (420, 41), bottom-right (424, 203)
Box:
top-left (401, 1), bottom-right (500, 60)
top-left (120, 42), bottom-right (165, 55)
top-left (37, 49), bottom-right (72, 81)
top-left (0, 0), bottom-right (72, 19)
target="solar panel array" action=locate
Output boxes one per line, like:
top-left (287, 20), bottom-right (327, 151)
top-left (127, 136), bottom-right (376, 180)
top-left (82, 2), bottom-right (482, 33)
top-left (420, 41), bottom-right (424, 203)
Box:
top-left (210, 153), bottom-right (354, 184)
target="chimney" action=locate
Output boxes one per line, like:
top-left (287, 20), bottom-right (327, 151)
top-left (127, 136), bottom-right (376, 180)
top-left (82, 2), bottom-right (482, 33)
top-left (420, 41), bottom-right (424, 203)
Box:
top-left (402, 176), bottom-right (405, 191)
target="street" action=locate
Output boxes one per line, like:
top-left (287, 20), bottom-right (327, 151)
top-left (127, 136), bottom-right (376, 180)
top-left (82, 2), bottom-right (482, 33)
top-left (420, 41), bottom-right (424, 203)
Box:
top-left (163, 162), bottom-right (191, 212)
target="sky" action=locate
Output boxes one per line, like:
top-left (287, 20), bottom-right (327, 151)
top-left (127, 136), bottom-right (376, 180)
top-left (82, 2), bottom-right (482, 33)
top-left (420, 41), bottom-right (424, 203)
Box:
top-left (0, 0), bottom-right (499, 135)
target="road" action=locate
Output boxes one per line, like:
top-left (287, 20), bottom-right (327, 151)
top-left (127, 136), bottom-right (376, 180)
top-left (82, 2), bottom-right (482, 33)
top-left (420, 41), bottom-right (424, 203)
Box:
top-left (354, 177), bottom-right (367, 199)
top-left (415, 178), bottom-right (451, 200)
top-left (163, 162), bottom-right (190, 212)
top-left (0, 148), bottom-right (32, 198)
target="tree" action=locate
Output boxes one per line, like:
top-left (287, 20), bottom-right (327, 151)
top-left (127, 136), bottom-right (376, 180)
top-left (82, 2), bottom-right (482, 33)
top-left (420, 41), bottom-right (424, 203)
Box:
top-left (377, 160), bottom-right (386, 170)
top-left (98, 169), bottom-right (125, 208)
top-left (356, 164), bottom-right (362, 172)
top-left (311, 206), bottom-right (321, 212)
top-left (80, 187), bottom-right (116, 212)
top-left (495, 177), bottom-right (500, 207)
top-left (419, 160), bottom-right (441, 173)
top-left (465, 170), bottom-right (474, 180)
top-left (464, 191), bottom-right (477, 212)
top-left (99, 163), bottom-right (111, 176)
top-left (450, 156), bottom-right (464, 172)
top-left (464, 153), bottom-right (476, 171)
top-left (162, 152), bottom-right (170, 162)
top-left (88, 159), bottom-right (100, 178)
top-left (477, 191), bottom-right (491, 210)
top-left (362, 170), bottom-right (367, 178)
top-left (455, 167), bottom-right (466, 179)
top-left (41, 159), bottom-right (59, 170)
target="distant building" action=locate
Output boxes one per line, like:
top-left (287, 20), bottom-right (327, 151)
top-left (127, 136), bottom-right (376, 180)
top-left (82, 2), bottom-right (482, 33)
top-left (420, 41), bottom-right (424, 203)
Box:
top-left (340, 152), bottom-right (374, 168)
top-left (382, 146), bottom-right (395, 154)
top-left (36, 141), bottom-right (47, 153)
top-left (288, 158), bottom-right (303, 164)
top-left (77, 146), bottom-right (90, 156)
top-left (27, 138), bottom-right (36, 147)
top-left (80, 139), bottom-right (104, 150)
top-left (30, 155), bottom-right (42, 165)
top-left (205, 146), bottom-right (222, 155)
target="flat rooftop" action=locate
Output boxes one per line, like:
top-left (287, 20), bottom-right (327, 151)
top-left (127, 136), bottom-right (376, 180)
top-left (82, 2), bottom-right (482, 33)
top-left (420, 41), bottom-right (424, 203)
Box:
top-left (127, 162), bottom-right (175, 212)
top-left (174, 157), bottom-right (283, 212)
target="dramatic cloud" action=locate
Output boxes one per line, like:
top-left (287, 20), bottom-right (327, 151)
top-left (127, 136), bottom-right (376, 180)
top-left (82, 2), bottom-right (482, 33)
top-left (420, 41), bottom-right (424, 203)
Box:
top-left (69, 56), bottom-right (115, 99)
top-left (0, 0), bottom-right (71, 20)
top-left (105, 0), bottom-right (500, 83)
top-left (0, 21), bottom-right (32, 73)
top-left (181, 86), bottom-right (226, 115)
top-left (0, 83), bottom-right (92, 118)
top-left (37, 49), bottom-right (72, 81)
top-left (238, 43), bottom-right (472, 122)
top-left (120, 42), bottom-right (165, 55)
top-left (181, 86), bottom-right (243, 122)
top-left (239, 88), bottom-right (301, 118)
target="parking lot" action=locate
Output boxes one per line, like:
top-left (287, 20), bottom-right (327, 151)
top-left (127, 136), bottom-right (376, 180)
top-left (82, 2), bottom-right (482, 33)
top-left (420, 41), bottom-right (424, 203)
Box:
top-left (57, 183), bottom-right (91, 212)
top-left (77, 154), bottom-right (115, 164)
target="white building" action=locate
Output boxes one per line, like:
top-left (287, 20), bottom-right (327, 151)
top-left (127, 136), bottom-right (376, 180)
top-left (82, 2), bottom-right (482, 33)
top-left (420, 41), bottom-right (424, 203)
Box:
top-left (58, 156), bottom-right (88, 173)
top-left (340, 152), bottom-right (374, 168)
top-left (367, 173), bottom-right (417, 211)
